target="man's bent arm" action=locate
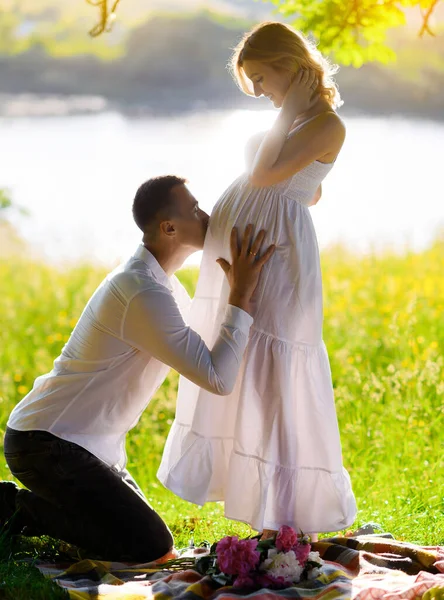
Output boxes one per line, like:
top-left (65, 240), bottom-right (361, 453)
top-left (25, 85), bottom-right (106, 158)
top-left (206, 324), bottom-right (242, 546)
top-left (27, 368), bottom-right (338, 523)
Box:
top-left (123, 286), bottom-right (253, 396)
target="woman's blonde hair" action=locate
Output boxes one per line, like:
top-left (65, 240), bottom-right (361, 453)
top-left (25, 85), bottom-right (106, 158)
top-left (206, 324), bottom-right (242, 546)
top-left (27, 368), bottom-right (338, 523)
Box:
top-left (230, 22), bottom-right (343, 109)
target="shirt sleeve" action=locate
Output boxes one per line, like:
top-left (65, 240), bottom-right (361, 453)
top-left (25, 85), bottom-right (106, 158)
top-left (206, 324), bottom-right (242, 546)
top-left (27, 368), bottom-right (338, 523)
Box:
top-left (122, 285), bottom-right (253, 396)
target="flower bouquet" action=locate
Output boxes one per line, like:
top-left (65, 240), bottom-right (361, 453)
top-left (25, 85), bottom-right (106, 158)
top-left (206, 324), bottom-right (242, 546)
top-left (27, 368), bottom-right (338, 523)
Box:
top-left (184, 526), bottom-right (324, 589)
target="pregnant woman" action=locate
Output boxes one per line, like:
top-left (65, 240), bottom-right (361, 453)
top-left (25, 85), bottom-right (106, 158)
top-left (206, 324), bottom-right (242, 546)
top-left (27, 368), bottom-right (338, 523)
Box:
top-left (158, 22), bottom-right (357, 539)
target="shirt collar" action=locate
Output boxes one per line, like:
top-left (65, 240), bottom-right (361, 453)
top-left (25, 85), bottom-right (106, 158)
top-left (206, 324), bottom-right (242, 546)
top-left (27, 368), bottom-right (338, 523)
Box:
top-left (133, 245), bottom-right (173, 291)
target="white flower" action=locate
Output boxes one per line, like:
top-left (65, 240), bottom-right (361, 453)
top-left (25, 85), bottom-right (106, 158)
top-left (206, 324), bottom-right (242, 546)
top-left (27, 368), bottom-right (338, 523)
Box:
top-left (260, 550), bottom-right (304, 583)
top-left (307, 551), bottom-right (324, 565)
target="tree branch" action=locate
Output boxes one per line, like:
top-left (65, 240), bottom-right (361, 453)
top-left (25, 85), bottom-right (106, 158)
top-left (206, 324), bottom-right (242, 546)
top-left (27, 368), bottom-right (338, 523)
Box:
top-left (419, 0), bottom-right (440, 37)
top-left (84, 0), bottom-right (441, 44)
top-left (87, 0), bottom-right (121, 38)
top-left (320, 0), bottom-right (358, 46)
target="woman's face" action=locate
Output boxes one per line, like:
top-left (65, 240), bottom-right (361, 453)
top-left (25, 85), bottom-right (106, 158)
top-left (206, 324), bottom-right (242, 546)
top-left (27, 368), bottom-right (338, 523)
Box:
top-left (242, 60), bottom-right (293, 108)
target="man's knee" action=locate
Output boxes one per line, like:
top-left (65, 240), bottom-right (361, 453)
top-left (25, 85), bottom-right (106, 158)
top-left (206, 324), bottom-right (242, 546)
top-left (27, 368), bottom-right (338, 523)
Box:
top-left (129, 512), bottom-right (174, 561)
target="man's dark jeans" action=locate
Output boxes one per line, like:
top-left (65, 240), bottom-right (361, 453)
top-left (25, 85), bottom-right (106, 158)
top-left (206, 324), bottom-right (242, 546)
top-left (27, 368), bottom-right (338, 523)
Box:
top-left (3, 427), bottom-right (173, 562)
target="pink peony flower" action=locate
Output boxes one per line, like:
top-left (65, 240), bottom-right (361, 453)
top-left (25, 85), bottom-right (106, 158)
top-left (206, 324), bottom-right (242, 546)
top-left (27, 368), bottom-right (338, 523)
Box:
top-left (256, 572), bottom-right (288, 589)
top-left (216, 536), bottom-right (260, 576)
top-left (293, 541), bottom-right (311, 565)
top-left (275, 526), bottom-right (298, 552)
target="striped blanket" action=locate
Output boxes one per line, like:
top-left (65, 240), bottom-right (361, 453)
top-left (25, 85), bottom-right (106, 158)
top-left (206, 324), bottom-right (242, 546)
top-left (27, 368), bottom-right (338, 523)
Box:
top-left (37, 536), bottom-right (444, 600)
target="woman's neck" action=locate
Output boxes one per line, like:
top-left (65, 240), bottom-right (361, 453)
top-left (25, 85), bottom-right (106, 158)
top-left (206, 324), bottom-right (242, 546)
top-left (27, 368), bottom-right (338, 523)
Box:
top-left (292, 98), bottom-right (334, 127)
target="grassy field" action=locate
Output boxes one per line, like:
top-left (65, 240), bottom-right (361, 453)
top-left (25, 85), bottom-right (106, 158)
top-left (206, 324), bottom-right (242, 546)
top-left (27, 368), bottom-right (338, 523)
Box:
top-left (0, 240), bottom-right (443, 593)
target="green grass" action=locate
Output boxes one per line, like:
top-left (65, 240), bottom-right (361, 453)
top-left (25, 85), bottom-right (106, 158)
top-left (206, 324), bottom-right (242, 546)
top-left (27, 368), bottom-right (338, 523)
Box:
top-left (0, 530), bottom-right (69, 598)
top-left (0, 242), bottom-right (443, 595)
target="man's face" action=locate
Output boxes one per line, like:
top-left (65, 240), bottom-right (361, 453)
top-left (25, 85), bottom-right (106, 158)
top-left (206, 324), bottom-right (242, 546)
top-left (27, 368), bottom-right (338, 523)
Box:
top-left (168, 184), bottom-right (209, 251)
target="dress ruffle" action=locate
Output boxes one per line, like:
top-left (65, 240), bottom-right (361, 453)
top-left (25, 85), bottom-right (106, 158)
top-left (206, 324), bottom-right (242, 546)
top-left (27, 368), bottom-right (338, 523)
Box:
top-left (158, 421), bottom-right (356, 533)
top-left (158, 331), bottom-right (357, 533)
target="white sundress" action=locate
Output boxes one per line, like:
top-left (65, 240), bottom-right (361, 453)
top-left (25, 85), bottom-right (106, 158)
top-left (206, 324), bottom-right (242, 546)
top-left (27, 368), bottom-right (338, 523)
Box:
top-left (158, 150), bottom-right (357, 534)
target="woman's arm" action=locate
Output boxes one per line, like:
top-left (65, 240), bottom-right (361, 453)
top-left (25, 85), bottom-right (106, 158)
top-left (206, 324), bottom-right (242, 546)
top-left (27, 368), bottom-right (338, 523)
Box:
top-left (249, 70), bottom-right (345, 188)
top-left (245, 131), bottom-right (266, 171)
top-left (250, 111), bottom-right (345, 188)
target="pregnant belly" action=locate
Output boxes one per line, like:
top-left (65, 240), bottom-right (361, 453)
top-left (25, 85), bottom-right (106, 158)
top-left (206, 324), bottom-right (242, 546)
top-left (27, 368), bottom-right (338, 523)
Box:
top-left (208, 184), bottom-right (323, 343)
top-left (210, 181), bottom-right (314, 255)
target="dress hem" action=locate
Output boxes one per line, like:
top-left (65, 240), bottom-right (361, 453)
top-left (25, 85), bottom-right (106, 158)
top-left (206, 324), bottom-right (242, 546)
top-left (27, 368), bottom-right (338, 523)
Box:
top-left (158, 422), bottom-right (357, 533)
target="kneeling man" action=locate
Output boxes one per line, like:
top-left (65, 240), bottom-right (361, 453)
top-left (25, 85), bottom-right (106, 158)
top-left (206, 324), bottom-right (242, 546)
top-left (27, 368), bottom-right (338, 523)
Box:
top-left (1, 176), bottom-right (274, 563)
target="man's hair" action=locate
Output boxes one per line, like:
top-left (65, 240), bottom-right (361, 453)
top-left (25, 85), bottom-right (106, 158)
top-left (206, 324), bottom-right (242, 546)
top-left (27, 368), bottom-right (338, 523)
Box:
top-left (132, 175), bottom-right (187, 234)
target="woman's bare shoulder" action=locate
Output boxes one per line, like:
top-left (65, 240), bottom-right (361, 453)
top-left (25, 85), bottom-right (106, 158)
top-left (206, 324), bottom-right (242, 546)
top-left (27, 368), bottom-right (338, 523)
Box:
top-left (287, 110), bottom-right (345, 144)
top-left (302, 111), bottom-right (346, 151)
top-left (281, 111), bottom-right (345, 164)
top-left (321, 111), bottom-right (346, 139)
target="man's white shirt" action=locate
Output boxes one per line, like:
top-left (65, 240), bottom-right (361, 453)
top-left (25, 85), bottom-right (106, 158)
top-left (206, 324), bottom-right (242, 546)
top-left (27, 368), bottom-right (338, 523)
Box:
top-left (8, 245), bottom-right (253, 468)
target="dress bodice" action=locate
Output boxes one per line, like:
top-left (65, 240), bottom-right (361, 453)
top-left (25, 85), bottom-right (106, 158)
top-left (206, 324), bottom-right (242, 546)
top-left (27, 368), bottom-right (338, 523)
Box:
top-left (271, 159), bottom-right (335, 206)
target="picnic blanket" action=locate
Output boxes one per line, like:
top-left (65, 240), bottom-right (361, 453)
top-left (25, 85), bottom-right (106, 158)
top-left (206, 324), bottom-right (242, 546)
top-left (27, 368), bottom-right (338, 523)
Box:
top-left (36, 536), bottom-right (444, 600)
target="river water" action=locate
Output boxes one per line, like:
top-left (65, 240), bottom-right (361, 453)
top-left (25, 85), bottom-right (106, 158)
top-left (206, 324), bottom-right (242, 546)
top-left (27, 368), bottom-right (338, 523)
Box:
top-left (1, 109), bottom-right (443, 265)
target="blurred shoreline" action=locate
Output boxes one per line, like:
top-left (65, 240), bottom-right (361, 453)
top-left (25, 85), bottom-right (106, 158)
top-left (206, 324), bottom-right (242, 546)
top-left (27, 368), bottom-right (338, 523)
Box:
top-left (1, 11), bottom-right (443, 124)
top-left (0, 92), bottom-right (443, 122)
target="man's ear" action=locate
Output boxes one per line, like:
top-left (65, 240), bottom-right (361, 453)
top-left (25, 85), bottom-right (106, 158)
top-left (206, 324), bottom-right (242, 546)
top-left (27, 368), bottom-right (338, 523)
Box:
top-left (159, 220), bottom-right (176, 238)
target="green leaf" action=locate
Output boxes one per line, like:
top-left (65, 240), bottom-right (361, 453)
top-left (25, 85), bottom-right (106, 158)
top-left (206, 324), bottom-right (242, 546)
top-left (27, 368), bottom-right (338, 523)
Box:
top-left (195, 554), bottom-right (217, 575)
top-left (267, 0), bottom-right (441, 66)
top-left (212, 572), bottom-right (233, 586)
